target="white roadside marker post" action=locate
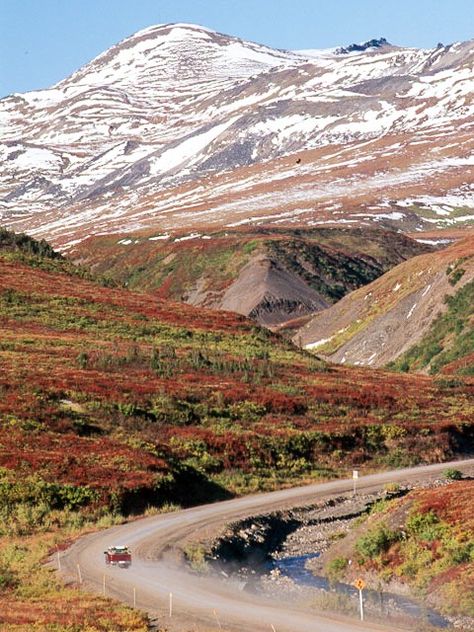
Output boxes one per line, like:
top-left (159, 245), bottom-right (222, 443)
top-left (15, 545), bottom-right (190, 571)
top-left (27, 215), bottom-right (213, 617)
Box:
top-left (76, 563), bottom-right (82, 585)
top-left (133, 586), bottom-right (136, 608)
top-left (169, 592), bottom-right (173, 618)
top-left (102, 574), bottom-right (106, 597)
top-left (352, 469), bottom-right (359, 496)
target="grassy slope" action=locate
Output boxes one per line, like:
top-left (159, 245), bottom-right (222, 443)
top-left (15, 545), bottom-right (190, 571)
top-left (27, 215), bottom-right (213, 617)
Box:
top-left (0, 230), bottom-right (473, 629)
top-left (389, 278), bottom-right (474, 375)
top-left (326, 480), bottom-right (474, 616)
top-left (0, 525), bottom-right (149, 631)
top-left (72, 227), bottom-right (430, 308)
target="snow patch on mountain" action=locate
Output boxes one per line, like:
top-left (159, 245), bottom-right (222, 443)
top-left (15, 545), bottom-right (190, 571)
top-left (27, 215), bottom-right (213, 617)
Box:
top-left (149, 117), bottom-right (238, 176)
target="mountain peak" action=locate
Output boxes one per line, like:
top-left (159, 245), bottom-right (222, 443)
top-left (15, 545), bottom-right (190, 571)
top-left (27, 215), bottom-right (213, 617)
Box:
top-left (336, 37), bottom-right (391, 54)
top-left (128, 22), bottom-right (219, 43)
top-left (52, 21), bottom-right (292, 95)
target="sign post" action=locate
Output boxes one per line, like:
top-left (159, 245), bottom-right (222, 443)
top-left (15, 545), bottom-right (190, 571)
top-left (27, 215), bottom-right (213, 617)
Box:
top-left (213, 609), bottom-right (222, 630)
top-left (353, 578), bottom-right (366, 621)
top-left (352, 470), bottom-right (359, 495)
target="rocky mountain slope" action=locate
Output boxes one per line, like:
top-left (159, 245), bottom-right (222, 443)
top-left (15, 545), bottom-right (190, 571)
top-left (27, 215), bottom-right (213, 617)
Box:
top-left (296, 234), bottom-right (474, 371)
top-left (73, 226), bottom-right (431, 326)
top-left (389, 275), bottom-right (474, 375)
top-left (1, 24), bottom-right (473, 249)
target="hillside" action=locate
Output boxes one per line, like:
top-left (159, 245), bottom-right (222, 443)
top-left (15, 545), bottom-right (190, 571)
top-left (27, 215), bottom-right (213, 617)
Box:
top-left (296, 234), bottom-right (474, 372)
top-left (1, 229), bottom-right (474, 500)
top-left (73, 227), bottom-right (431, 326)
top-left (0, 226), bottom-right (59, 259)
top-left (1, 24), bottom-right (473, 249)
top-left (389, 279), bottom-right (474, 375)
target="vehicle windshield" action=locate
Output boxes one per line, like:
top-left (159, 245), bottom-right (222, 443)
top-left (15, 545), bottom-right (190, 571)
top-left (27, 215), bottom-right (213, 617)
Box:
top-left (108, 546), bottom-right (129, 553)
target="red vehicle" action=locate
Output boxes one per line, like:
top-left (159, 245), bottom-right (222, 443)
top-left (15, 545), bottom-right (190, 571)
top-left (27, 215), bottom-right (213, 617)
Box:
top-left (104, 545), bottom-right (132, 568)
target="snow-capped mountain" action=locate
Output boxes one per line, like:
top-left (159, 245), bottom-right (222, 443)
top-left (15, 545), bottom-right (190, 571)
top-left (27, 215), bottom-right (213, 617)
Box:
top-left (1, 23), bottom-right (473, 248)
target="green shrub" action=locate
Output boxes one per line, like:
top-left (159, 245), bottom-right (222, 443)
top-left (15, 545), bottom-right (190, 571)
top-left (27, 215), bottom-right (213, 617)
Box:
top-left (184, 543), bottom-right (209, 572)
top-left (369, 498), bottom-right (391, 514)
top-left (434, 377), bottom-right (464, 389)
top-left (356, 523), bottom-right (399, 560)
top-left (448, 268), bottom-right (465, 286)
top-left (0, 473), bottom-right (99, 519)
top-left (397, 539), bottom-right (434, 585)
top-left (228, 400), bottom-right (266, 422)
top-left (446, 540), bottom-right (474, 564)
top-left (0, 563), bottom-right (18, 591)
top-left (76, 351), bottom-right (89, 369)
top-left (406, 511), bottom-right (445, 542)
top-left (326, 556), bottom-right (348, 583)
top-left (443, 468), bottom-right (463, 481)
top-left (382, 448), bottom-right (417, 468)
top-left (383, 482), bottom-right (401, 494)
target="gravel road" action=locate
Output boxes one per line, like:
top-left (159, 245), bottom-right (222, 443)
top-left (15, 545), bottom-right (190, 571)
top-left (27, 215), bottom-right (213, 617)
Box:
top-left (59, 459), bottom-right (474, 632)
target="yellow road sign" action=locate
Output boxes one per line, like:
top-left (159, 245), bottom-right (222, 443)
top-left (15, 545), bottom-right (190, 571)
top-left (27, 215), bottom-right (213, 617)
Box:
top-left (353, 578), bottom-right (366, 590)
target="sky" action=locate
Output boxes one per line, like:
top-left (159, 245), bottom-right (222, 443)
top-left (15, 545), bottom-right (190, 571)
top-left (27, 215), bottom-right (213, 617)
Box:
top-left (1, 0), bottom-right (473, 97)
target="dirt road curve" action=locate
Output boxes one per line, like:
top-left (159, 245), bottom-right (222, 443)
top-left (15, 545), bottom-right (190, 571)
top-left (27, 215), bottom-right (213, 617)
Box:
top-left (60, 459), bottom-right (474, 632)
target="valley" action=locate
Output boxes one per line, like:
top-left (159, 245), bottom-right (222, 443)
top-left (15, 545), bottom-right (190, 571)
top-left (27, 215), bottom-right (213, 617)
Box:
top-left (0, 228), bottom-right (473, 631)
top-left (0, 17), bottom-right (473, 632)
top-left (73, 226), bottom-right (431, 326)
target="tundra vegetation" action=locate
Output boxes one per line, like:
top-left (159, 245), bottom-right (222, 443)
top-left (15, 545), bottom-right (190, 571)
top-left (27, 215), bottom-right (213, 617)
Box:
top-left (0, 229), bottom-right (473, 629)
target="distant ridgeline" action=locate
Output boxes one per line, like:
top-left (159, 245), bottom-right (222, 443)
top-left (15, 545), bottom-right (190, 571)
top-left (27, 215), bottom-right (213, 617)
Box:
top-left (0, 227), bottom-right (61, 260)
top-left (0, 226), bottom-right (115, 286)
